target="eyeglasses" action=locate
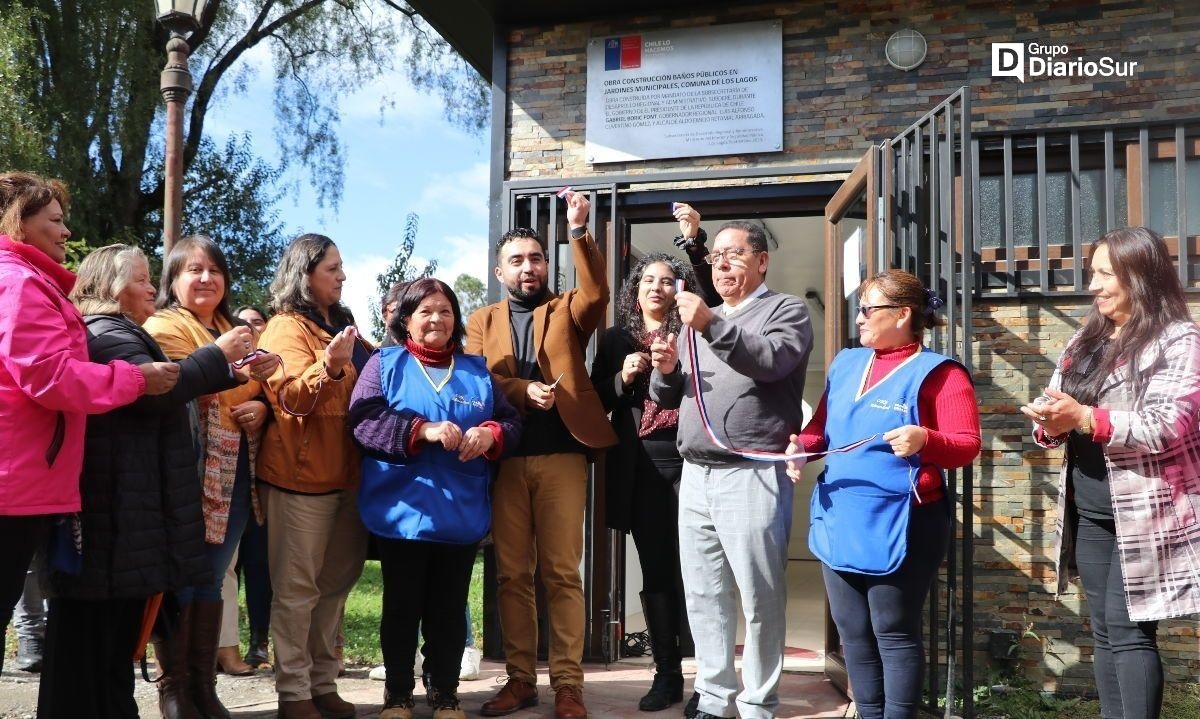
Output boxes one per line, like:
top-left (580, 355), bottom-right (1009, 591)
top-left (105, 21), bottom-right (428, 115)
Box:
top-left (857, 304), bottom-right (903, 318)
top-left (702, 248), bottom-right (762, 265)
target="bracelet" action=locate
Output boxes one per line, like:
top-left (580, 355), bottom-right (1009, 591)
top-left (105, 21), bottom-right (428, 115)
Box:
top-left (1079, 405), bottom-right (1094, 435)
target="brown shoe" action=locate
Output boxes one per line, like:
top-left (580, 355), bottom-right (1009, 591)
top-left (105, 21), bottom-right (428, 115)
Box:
top-left (312, 691), bottom-right (356, 719)
top-left (216, 645), bottom-right (255, 676)
top-left (480, 677), bottom-right (539, 716)
top-left (554, 685), bottom-right (587, 719)
top-left (277, 699), bottom-right (323, 719)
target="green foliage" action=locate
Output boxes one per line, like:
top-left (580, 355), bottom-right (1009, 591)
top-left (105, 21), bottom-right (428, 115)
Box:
top-left (370, 212), bottom-right (437, 342)
top-left (159, 133), bottom-right (286, 309)
top-left (453, 272), bottom-right (487, 317)
top-left (0, 6), bottom-right (48, 174)
top-left (0, 0), bottom-right (487, 276)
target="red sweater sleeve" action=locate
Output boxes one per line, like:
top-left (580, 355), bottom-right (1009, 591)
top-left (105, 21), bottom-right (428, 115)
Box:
top-left (797, 392), bottom-right (829, 453)
top-left (918, 362), bottom-right (982, 468)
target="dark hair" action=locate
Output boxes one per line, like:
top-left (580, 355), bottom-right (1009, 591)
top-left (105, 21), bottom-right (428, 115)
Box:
top-left (714, 221), bottom-right (769, 253)
top-left (157, 234), bottom-right (235, 325)
top-left (0, 172), bottom-right (70, 239)
top-left (388, 277), bottom-right (465, 348)
top-left (269, 233), bottom-right (355, 326)
top-left (858, 269), bottom-right (946, 340)
top-left (234, 305), bottom-right (268, 322)
top-left (1060, 226), bottom-right (1190, 405)
top-left (616, 253), bottom-right (699, 340)
top-left (382, 281), bottom-right (408, 315)
top-left (495, 227), bottom-right (546, 260)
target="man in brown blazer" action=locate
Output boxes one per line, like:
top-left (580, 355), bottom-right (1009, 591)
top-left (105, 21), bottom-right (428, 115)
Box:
top-left (466, 192), bottom-right (617, 719)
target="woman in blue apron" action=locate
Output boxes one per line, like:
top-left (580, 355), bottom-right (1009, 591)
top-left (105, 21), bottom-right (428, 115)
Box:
top-left (349, 278), bottom-right (521, 719)
top-left (785, 270), bottom-right (980, 719)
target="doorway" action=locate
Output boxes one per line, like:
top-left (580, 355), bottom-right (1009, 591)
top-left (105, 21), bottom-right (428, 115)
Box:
top-left (620, 207), bottom-right (832, 673)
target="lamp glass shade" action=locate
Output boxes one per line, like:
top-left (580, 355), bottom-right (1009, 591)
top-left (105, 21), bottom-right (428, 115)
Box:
top-left (155, 0), bottom-right (209, 33)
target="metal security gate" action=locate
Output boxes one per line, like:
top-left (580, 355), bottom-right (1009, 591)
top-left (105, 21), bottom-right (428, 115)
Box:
top-left (825, 86), bottom-right (977, 717)
top-left (890, 87), bottom-right (976, 719)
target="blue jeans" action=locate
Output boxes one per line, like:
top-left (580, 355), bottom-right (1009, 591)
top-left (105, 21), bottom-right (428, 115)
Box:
top-left (178, 453), bottom-right (253, 603)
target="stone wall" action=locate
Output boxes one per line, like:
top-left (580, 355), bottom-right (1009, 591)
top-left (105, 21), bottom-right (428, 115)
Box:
top-left (969, 297), bottom-right (1199, 691)
top-left (504, 0), bottom-right (1200, 179)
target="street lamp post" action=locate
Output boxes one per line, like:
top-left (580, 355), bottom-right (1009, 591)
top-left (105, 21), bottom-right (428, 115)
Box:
top-left (154, 0), bottom-right (209, 256)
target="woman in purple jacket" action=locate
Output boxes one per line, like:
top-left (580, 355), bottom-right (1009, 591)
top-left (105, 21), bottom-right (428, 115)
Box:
top-left (0, 172), bottom-right (179, 673)
top-left (349, 278), bottom-right (521, 719)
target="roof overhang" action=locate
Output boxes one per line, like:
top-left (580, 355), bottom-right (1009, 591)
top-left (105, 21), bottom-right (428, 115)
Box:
top-left (406, 1), bottom-right (769, 82)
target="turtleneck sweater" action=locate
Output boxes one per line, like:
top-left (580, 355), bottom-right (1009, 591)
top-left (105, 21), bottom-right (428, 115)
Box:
top-left (798, 342), bottom-right (980, 503)
top-left (370, 339), bottom-right (505, 459)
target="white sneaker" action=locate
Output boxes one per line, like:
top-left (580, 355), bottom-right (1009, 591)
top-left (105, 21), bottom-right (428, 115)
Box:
top-left (459, 646), bottom-right (481, 681)
top-left (369, 664), bottom-right (387, 681)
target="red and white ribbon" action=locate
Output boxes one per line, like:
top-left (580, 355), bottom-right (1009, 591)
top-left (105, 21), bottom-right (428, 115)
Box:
top-left (685, 328), bottom-right (876, 462)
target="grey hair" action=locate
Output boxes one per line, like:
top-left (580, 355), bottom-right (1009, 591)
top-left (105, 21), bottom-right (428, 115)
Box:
top-left (70, 244), bottom-right (148, 316)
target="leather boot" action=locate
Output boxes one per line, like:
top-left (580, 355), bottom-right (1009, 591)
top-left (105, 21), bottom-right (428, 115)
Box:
top-left (638, 591), bottom-right (684, 712)
top-left (217, 645), bottom-right (254, 676)
top-left (245, 626), bottom-right (271, 668)
top-left (189, 600), bottom-right (232, 719)
top-left (153, 602), bottom-right (202, 719)
top-left (675, 586), bottom-right (695, 658)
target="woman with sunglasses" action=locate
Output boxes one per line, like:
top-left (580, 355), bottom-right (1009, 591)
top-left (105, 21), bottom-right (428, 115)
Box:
top-left (784, 269), bottom-right (980, 719)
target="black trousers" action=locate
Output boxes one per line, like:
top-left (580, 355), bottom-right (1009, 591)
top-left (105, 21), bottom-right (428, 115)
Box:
top-left (629, 442), bottom-right (684, 594)
top-left (0, 514), bottom-right (50, 673)
top-left (377, 535), bottom-right (478, 697)
top-left (1074, 512), bottom-right (1163, 719)
top-left (822, 500), bottom-right (950, 719)
top-left (37, 595), bottom-right (145, 719)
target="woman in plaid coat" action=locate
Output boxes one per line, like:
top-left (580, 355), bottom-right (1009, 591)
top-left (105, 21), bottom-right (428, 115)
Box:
top-left (1025, 226), bottom-right (1200, 719)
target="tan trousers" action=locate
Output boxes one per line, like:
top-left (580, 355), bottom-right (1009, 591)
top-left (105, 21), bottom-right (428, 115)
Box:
top-left (492, 453), bottom-right (587, 689)
top-left (261, 484), bottom-right (367, 701)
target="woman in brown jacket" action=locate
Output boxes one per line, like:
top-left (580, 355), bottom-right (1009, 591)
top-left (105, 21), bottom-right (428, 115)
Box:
top-left (144, 235), bottom-right (280, 719)
top-left (256, 233), bottom-right (370, 719)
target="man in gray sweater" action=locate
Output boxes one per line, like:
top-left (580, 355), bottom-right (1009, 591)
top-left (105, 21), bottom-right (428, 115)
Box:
top-left (649, 221), bottom-right (812, 719)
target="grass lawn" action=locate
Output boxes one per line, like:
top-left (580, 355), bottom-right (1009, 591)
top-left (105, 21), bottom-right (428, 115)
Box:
top-left (322, 554), bottom-right (484, 667)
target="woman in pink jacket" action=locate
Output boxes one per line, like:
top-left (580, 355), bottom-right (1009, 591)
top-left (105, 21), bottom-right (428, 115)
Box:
top-left (0, 172), bottom-right (179, 674)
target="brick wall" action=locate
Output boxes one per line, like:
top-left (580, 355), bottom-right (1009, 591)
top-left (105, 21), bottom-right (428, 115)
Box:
top-left (968, 297), bottom-right (1199, 691)
top-left (505, 0), bottom-right (1200, 179)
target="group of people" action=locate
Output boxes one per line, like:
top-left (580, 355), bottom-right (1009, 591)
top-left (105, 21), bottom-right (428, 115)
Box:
top-left (1, 164), bottom-right (1196, 719)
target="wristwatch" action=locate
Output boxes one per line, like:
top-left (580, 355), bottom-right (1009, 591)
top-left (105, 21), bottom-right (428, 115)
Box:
top-left (1079, 406), bottom-right (1094, 435)
top-left (569, 226), bottom-right (587, 239)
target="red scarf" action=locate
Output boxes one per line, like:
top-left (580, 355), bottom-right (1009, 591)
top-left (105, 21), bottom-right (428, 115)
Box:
top-left (405, 339), bottom-right (456, 367)
top-left (0, 234), bottom-right (76, 295)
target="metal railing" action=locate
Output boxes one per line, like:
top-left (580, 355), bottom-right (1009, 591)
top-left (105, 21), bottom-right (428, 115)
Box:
top-left (886, 86), bottom-right (976, 718)
top-left (971, 120), bottom-right (1200, 295)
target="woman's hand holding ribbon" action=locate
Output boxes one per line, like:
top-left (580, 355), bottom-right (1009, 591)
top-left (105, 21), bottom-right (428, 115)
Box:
top-left (458, 426), bottom-right (495, 462)
top-left (882, 425), bottom-right (928, 458)
top-left (421, 420), bottom-right (462, 451)
top-left (784, 433), bottom-right (808, 483)
top-left (650, 333), bottom-right (677, 374)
